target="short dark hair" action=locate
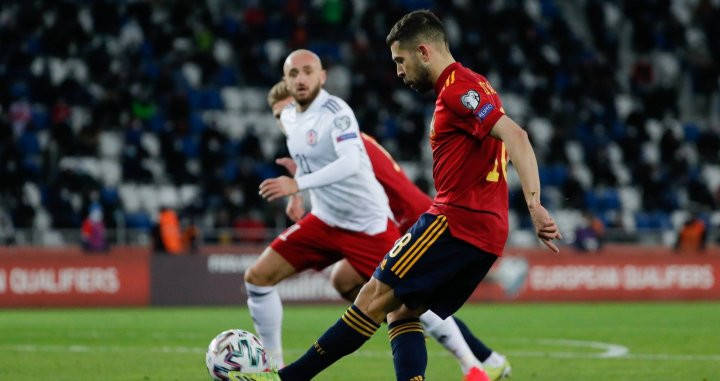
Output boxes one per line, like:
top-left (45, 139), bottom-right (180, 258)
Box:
top-left (386, 10), bottom-right (448, 49)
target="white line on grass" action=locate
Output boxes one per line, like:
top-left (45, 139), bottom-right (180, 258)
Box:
top-left (2, 339), bottom-right (719, 362)
top-left (4, 344), bottom-right (206, 354)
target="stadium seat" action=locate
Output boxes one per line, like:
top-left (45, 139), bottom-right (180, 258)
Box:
top-left (99, 159), bottom-right (122, 187)
top-left (157, 185), bottom-right (180, 209)
top-left (2, 0), bottom-right (719, 244)
top-left (31, 107), bottom-right (49, 129)
top-left (221, 87), bottom-right (243, 111)
top-left (99, 132), bottom-right (123, 158)
top-left (141, 132), bottom-right (161, 157)
top-left (179, 184), bottom-right (200, 206)
top-left (138, 185), bottom-right (159, 213)
top-left (619, 187), bottom-right (642, 212)
top-left (118, 184), bottom-right (141, 213)
top-left (124, 211), bottom-right (152, 230)
top-left (701, 165), bottom-right (720, 195)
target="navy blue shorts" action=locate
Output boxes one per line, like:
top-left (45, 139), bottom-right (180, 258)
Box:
top-left (373, 213), bottom-right (498, 319)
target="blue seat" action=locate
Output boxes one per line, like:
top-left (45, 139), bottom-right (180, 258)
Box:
top-left (189, 112), bottom-right (205, 134)
top-left (215, 66), bottom-right (238, 87)
top-left (18, 131), bottom-right (40, 155)
top-left (683, 123), bottom-right (700, 142)
top-left (125, 212), bottom-right (152, 230)
top-left (200, 89), bottom-right (224, 110)
top-left (635, 211), bottom-right (672, 230)
top-left (600, 188), bottom-right (621, 210)
top-left (254, 162), bottom-right (280, 182)
top-left (584, 191), bottom-right (599, 212)
top-left (186, 88), bottom-right (201, 110)
top-left (31, 109), bottom-right (49, 129)
top-left (540, 164), bottom-right (568, 187)
top-left (223, 161), bottom-right (238, 182)
top-left (182, 136), bottom-right (200, 158)
top-left (307, 42), bottom-right (342, 61)
top-left (101, 187), bottom-right (120, 205)
top-left (148, 112), bottom-right (166, 133)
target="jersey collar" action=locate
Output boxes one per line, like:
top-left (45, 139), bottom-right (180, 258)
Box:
top-left (434, 62), bottom-right (463, 95)
top-left (301, 88), bottom-right (330, 114)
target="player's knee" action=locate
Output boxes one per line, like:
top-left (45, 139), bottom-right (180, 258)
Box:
top-left (330, 273), bottom-right (363, 301)
top-left (243, 264), bottom-right (277, 287)
top-left (355, 278), bottom-right (401, 322)
top-left (387, 305), bottom-right (426, 324)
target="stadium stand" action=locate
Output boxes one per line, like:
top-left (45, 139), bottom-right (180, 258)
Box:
top-left (0, 0), bottom-right (718, 246)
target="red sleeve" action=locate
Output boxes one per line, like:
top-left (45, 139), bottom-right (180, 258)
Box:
top-left (440, 81), bottom-right (504, 140)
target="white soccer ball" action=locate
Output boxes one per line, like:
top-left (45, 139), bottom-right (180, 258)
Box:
top-left (205, 329), bottom-right (271, 380)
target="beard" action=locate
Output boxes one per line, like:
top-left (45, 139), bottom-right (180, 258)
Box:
top-left (292, 83), bottom-right (322, 107)
top-left (405, 63), bottom-right (434, 93)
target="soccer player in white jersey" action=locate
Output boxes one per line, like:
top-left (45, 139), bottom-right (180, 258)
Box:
top-left (246, 50), bottom-right (503, 380)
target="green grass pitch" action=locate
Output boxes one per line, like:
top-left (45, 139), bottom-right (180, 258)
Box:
top-left (1, 302), bottom-right (719, 380)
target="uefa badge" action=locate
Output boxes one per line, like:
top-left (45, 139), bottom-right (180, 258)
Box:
top-left (461, 89), bottom-right (480, 110)
top-left (306, 129), bottom-right (318, 146)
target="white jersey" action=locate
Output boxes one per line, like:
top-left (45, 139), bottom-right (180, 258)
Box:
top-left (281, 89), bottom-right (393, 234)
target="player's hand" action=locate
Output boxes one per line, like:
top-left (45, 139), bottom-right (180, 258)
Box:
top-left (276, 157), bottom-right (297, 176)
top-left (528, 202), bottom-right (563, 253)
top-left (286, 194), bottom-right (306, 222)
top-left (259, 176), bottom-right (299, 202)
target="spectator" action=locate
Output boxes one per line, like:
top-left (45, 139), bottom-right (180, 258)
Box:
top-left (574, 211), bottom-right (605, 253)
top-left (0, 0), bottom-right (718, 247)
top-left (155, 207), bottom-right (183, 254)
top-left (675, 215), bottom-right (707, 253)
top-left (181, 216), bottom-right (200, 254)
top-left (234, 210), bottom-right (267, 243)
top-left (81, 208), bottom-right (107, 253)
top-left (0, 209), bottom-right (15, 245)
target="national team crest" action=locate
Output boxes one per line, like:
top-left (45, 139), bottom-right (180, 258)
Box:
top-left (460, 89), bottom-right (480, 110)
top-left (306, 129), bottom-right (318, 145)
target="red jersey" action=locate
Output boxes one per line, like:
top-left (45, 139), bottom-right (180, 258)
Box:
top-left (361, 133), bottom-right (432, 233)
top-left (427, 62), bottom-right (508, 255)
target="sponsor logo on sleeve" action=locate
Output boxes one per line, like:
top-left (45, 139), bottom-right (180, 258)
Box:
top-left (460, 89), bottom-right (480, 110)
top-left (333, 115), bottom-right (352, 131)
top-left (335, 132), bottom-right (358, 143)
top-left (474, 103), bottom-right (495, 121)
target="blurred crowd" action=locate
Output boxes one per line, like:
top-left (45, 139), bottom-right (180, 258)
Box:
top-left (0, 0), bottom-right (719, 246)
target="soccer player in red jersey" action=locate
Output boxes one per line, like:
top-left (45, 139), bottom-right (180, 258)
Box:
top-left (267, 81), bottom-right (511, 380)
top-left (279, 10), bottom-right (560, 381)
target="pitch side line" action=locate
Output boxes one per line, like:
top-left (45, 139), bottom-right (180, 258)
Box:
top-left (2, 340), bottom-right (720, 362)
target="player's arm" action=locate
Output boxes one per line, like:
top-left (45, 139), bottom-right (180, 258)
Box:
top-left (259, 114), bottom-right (363, 201)
top-left (293, 113), bottom-right (363, 190)
top-left (272, 157), bottom-right (306, 221)
top-left (294, 141), bottom-right (361, 190)
top-left (490, 115), bottom-right (563, 252)
top-left (286, 193), bottom-right (305, 222)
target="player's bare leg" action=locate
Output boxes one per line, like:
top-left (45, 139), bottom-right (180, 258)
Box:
top-left (329, 260), bottom-right (365, 302)
top-left (352, 276), bottom-right (404, 322)
top-left (244, 247), bottom-right (297, 368)
top-left (245, 247), bottom-right (297, 286)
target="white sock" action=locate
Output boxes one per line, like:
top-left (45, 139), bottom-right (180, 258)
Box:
top-left (245, 282), bottom-right (284, 368)
top-left (484, 351), bottom-right (506, 368)
top-left (420, 311), bottom-right (483, 374)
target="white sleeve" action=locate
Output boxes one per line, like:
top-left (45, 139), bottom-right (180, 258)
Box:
top-left (295, 112), bottom-right (364, 190)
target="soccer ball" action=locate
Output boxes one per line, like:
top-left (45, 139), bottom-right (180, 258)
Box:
top-left (205, 329), bottom-right (271, 380)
